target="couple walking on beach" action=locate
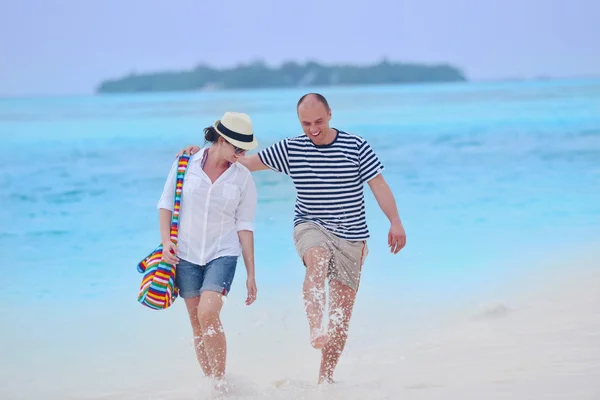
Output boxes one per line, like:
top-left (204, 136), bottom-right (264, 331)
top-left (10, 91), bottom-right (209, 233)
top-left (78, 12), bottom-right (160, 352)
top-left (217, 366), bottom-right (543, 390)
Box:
top-left (155, 92), bottom-right (407, 394)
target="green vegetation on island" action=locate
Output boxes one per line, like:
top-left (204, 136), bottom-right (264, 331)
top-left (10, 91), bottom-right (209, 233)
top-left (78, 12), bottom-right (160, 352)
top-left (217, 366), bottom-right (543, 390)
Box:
top-left (96, 59), bottom-right (467, 93)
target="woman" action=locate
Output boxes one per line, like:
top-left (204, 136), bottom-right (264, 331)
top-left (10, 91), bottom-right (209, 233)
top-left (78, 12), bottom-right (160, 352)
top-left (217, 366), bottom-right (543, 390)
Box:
top-left (156, 111), bottom-right (259, 392)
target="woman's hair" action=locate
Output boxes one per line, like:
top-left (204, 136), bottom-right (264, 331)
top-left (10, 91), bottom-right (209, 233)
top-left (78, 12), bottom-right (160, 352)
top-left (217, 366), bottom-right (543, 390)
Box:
top-left (203, 126), bottom-right (219, 143)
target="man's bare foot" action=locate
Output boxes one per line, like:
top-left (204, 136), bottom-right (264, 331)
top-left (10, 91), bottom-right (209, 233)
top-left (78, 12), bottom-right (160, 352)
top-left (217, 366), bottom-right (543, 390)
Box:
top-left (310, 329), bottom-right (329, 349)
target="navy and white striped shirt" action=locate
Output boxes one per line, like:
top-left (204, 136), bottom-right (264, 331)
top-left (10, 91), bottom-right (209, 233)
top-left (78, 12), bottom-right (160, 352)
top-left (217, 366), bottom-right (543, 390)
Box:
top-left (258, 129), bottom-right (384, 241)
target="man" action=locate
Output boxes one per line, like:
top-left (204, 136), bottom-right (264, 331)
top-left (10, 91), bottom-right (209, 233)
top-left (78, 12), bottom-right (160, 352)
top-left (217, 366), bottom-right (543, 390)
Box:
top-left (178, 93), bottom-right (406, 384)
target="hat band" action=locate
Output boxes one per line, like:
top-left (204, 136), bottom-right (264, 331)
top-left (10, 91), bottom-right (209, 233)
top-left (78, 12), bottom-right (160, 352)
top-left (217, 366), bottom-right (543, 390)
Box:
top-left (217, 122), bottom-right (253, 143)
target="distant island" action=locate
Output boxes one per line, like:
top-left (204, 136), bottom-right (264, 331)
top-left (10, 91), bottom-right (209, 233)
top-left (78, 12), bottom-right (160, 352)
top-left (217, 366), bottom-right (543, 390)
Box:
top-left (96, 59), bottom-right (467, 93)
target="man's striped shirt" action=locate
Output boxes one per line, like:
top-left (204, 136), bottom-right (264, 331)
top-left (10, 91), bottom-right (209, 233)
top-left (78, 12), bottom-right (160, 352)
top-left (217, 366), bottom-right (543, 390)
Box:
top-left (257, 129), bottom-right (384, 241)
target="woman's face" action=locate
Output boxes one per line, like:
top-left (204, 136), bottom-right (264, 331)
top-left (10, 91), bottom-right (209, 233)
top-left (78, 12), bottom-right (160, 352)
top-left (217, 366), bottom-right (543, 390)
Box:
top-left (219, 137), bottom-right (246, 163)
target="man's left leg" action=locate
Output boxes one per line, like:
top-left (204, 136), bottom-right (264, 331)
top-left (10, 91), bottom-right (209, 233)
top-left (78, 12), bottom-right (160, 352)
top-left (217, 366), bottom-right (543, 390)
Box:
top-left (318, 279), bottom-right (357, 384)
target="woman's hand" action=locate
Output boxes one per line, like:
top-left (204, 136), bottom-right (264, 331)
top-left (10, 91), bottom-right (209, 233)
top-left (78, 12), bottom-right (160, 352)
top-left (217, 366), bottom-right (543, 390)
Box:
top-left (161, 241), bottom-right (179, 265)
top-left (246, 277), bottom-right (257, 305)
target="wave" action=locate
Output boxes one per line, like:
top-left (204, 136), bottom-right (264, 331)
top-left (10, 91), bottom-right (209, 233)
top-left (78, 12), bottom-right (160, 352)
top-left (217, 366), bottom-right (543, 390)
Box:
top-left (0, 230), bottom-right (72, 238)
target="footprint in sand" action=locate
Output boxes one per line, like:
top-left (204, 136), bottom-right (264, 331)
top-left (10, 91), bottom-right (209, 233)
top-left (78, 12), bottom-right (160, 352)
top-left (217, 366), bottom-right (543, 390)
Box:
top-left (472, 303), bottom-right (512, 321)
top-left (271, 378), bottom-right (313, 389)
top-left (405, 382), bottom-right (445, 390)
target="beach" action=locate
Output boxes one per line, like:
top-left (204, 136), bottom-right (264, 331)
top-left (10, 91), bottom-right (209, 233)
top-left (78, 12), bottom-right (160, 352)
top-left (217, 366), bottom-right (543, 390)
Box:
top-left (1, 79), bottom-right (599, 399)
top-left (2, 240), bottom-right (598, 400)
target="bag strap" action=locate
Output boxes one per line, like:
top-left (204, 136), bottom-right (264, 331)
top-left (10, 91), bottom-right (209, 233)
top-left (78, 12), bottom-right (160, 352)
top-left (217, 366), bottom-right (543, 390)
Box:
top-left (169, 154), bottom-right (191, 246)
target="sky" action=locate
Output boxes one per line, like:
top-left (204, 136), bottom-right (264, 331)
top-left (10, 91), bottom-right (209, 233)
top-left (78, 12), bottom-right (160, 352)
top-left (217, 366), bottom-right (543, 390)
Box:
top-left (0, 0), bottom-right (598, 97)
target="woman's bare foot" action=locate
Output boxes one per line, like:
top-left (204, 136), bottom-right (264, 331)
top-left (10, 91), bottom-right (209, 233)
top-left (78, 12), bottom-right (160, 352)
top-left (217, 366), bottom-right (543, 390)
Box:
top-left (211, 377), bottom-right (230, 397)
top-left (318, 374), bottom-right (335, 385)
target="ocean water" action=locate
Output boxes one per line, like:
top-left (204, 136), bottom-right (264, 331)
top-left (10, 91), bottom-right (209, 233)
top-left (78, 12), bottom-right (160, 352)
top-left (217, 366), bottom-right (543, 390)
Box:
top-left (1, 78), bottom-right (599, 399)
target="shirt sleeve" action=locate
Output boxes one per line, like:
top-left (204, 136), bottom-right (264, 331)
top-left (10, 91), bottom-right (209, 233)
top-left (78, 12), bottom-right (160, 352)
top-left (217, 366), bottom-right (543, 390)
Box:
top-left (358, 138), bottom-right (384, 183)
top-left (257, 139), bottom-right (291, 175)
top-left (156, 159), bottom-right (178, 211)
top-left (235, 174), bottom-right (258, 232)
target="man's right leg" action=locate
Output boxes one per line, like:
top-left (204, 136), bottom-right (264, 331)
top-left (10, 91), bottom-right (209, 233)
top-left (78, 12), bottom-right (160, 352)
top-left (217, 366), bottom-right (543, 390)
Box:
top-left (302, 246), bottom-right (331, 349)
top-left (318, 279), bottom-right (357, 384)
top-left (318, 239), bottom-right (367, 383)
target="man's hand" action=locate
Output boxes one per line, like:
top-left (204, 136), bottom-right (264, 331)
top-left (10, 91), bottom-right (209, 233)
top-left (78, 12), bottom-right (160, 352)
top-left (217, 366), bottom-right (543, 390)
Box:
top-left (161, 241), bottom-right (179, 265)
top-left (367, 174), bottom-right (407, 254)
top-left (177, 145), bottom-right (200, 157)
top-left (245, 277), bottom-right (257, 305)
top-left (388, 220), bottom-right (406, 254)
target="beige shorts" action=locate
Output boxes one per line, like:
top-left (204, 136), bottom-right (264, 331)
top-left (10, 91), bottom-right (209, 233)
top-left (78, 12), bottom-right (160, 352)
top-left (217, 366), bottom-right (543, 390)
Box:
top-left (293, 222), bottom-right (368, 291)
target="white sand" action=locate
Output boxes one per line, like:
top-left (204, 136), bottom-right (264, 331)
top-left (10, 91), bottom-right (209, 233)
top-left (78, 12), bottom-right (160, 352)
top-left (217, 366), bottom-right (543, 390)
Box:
top-left (2, 245), bottom-right (599, 400)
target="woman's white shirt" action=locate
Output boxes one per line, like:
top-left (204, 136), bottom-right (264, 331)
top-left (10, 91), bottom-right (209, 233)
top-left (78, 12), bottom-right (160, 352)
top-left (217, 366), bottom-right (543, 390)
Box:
top-left (157, 147), bottom-right (257, 266)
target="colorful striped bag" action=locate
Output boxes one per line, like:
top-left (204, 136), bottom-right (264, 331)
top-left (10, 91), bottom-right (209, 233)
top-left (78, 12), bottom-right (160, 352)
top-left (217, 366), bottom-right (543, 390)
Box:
top-left (136, 154), bottom-right (190, 310)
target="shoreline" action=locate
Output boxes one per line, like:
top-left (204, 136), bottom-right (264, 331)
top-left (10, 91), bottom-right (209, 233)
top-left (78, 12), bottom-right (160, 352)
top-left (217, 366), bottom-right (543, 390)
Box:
top-left (1, 76), bottom-right (598, 102)
top-left (2, 240), bottom-right (598, 399)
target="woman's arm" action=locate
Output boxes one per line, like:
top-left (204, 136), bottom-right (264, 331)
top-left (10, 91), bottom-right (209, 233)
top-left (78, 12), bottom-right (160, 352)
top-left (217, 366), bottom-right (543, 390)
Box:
top-left (159, 208), bottom-right (179, 264)
top-left (238, 230), bottom-right (255, 279)
top-left (159, 208), bottom-right (172, 244)
top-left (157, 160), bottom-right (180, 264)
top-left (238, 230), bottom-right (257, 305)
top-left (235, 174), bottom-right (258, 305)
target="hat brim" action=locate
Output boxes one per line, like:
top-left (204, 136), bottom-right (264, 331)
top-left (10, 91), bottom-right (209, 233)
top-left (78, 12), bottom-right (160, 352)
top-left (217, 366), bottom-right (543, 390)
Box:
top-left (213, 119), bottom-right (258, 151)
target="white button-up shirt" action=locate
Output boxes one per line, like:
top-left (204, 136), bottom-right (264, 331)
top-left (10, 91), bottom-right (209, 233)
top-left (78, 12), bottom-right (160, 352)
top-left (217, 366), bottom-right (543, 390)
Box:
top-left (157, 147), bottom-right (257, 266)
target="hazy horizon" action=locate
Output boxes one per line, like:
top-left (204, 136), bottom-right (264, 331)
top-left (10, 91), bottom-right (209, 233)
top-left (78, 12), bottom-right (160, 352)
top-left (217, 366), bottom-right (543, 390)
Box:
top-left (1, 0), bottom-right (599, 97)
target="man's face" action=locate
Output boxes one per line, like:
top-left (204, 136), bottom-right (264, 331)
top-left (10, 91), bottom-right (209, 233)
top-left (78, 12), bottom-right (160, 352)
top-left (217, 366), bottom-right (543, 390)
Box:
top-left (297, 101), bottom-right (332, 145)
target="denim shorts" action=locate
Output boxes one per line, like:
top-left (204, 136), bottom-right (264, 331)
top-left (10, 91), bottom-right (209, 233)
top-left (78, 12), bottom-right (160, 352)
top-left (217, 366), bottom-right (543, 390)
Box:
top-left (175, 256), bottom-right (238, 299)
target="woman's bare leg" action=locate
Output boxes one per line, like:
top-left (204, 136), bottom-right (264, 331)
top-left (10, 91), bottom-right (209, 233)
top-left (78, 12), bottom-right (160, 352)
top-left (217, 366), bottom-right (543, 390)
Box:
top-left (197, 291), bottom-right (227, 380)
top-left (184, 297), bottom-right (213, 377)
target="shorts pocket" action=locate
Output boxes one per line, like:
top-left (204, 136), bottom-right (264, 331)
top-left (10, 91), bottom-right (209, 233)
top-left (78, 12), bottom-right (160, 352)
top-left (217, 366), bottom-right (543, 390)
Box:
top-left (293, 223), bottom-right (311, 244)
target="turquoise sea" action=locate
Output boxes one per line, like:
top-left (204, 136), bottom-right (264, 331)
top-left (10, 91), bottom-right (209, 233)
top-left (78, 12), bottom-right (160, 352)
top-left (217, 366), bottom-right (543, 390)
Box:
top-left (1, 78), bottom-right (599, 399)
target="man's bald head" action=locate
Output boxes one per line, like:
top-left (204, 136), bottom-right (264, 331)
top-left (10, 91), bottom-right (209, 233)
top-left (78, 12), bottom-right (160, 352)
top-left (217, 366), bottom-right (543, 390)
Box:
top-left (297, 93), bottom-right (330, 112)
top-left (296, 92), bottom-right (334, 145)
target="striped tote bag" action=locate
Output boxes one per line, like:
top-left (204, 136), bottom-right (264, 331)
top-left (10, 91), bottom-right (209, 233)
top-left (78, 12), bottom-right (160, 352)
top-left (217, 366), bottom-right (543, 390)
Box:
top-left (136, 154), bottom-right (190, 310)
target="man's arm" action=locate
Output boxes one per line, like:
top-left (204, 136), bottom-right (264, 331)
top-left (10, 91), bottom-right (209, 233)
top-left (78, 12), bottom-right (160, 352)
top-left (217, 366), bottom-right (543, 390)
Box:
top-left (367, 174), bottom-right (407, 254)
top-left (178, 145), bottom-right (201, 157)
top-left (238, 154), bottom-right (270, 172)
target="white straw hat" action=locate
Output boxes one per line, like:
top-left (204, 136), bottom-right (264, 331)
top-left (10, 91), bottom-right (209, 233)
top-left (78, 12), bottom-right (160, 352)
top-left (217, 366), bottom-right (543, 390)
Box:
top-left (213, 112), bottom-right (258, 151)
